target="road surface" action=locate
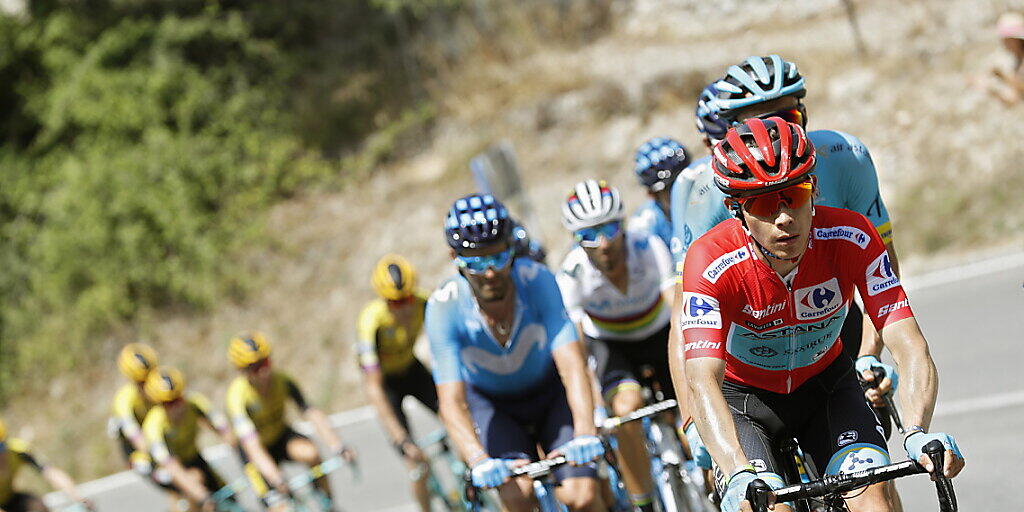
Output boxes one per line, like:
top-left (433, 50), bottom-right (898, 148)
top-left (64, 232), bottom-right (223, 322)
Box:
top-left (48, 252), bottom-right (1024, 510)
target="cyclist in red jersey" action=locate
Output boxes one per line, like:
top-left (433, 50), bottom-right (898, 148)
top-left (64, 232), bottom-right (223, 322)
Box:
top-left (675, 118), bottom-right (963, 512)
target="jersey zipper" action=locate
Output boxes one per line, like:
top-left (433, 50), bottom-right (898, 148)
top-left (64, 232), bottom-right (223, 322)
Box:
top-left (748, 241), bottom-right (799, 393)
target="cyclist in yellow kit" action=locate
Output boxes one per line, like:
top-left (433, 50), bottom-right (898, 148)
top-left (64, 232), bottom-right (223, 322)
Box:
top-left (0, 419), bottom-right (93, 512)
top-left (358, 255), bottom-right (439, 512)
top-left (142, 367), bottom-right (237, 512)
top-left (226, 332), bottom-right (356, 506)
top-left (109, 343), bottom-right (159, 479)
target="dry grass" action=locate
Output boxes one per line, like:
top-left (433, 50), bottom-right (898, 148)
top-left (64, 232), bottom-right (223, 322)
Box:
top-left (4, 0), bottom-right (1024, 482)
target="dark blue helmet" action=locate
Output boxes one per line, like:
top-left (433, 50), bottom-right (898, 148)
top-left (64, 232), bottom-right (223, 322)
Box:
top-left (695, 83), bottom-right (730, 145)
top-left (445, 193), bottom-right (513, 252)
top-left (633, 137), bottom-right (690, 193)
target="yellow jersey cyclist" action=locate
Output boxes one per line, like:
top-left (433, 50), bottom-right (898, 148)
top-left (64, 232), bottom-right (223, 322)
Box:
top-left (226, 332), bottom-right (355, 505)
top-left (358, 255), bottom-right (439, 512)
top-left (108, 343), bottom-right (160, 478)
top-left (142, 367), bottom-right (237, 511)
top-left (0, 419), bottom-right (93, 512)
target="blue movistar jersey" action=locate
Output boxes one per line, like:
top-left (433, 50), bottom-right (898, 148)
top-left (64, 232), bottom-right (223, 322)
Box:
top-left (669, 130), bottom-right (893, 274)
top-left (629, 199), bottom-right (673, 248)
top-left (426, 258), bottom-right (578, 397)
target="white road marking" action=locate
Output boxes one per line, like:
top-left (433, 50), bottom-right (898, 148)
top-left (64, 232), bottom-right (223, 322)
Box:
top-left (901, 250), bottom-right (1024, 291)
top-left (932, 389), bottom-right (1024, 418)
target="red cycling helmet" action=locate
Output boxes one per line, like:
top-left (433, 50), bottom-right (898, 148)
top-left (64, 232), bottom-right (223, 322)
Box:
top-left (711, 117), bottom-right (815, 196)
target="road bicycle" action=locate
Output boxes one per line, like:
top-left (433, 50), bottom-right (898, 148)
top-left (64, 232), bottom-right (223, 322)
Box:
top-left (746, 439), bottom-right (956, 512)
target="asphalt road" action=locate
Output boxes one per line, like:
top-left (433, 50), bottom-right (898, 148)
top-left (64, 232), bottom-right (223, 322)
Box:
top-left (48, 254), bottom-right (1024, 511)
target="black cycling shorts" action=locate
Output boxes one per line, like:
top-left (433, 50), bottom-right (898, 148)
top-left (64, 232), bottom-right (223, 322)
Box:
top-left (384, 358), bottom-right (439, 434)
top-left (0, 492), bottom-right (41, 512)
top-left (840, 300), bottom-right (865, 361)
top-left (717, 355), bottom-right (888, 489)
top-left (158, 454), bottom-right (225, 493)
top-left (266, 427), bottom-right (310, 464)
top-left (588, 322), bottom-right (674, 400)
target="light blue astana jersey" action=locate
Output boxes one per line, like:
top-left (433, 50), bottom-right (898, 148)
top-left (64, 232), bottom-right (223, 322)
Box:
top-left (426, 258), bottom-right (578, 397)
top-left (669, 130), bottom-right (894, 273)
top-left (629, 198), bottom-right (673, 249)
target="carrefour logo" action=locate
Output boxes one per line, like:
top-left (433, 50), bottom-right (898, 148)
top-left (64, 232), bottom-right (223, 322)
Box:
top-left (866, 252), bottom-right (900, 296)
top-left (702, 247), bottom-right (750, 284)
top-left (794, 278), bottom-right (843, 319)
top-left (814, 226), bottom-right (869, 249)
top-left (802, 286), bottom-right (836, 310)
top-left (680, 292), bottom-right (722, 330)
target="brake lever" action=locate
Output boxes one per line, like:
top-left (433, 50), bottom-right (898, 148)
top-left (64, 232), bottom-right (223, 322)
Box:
top-left (923, 439), bottom-right (958, 512)
top-left (746, 478), bottom-right (772, 512)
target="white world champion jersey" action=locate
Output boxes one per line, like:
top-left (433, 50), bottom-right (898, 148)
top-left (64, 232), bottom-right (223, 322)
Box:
top-left (556, 230), bottom-right (675, 341)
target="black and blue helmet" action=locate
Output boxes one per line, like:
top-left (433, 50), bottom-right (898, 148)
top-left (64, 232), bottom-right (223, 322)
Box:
top-left (695, 83), bottom-right (730, 145)
top-left (633, 137), bottom-right (690, 193)
top-left (445, 193), bottom-right (514, 252)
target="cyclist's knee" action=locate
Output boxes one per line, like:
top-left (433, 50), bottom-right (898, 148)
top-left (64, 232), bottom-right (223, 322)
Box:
top-left (558, 477), bottom-right (603, 512)
top-left (286, 437), bottom-right (319, 465)
top-left (843, 482), bottom-right (894, 512)
top-left (825, 444), bottom-right (890, 475)
top-left (609, 387), bottom-right (643, 416)
top-left (497, 482), bottom-right (535, 512)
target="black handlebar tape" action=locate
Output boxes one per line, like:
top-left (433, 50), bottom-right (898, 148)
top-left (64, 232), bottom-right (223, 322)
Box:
top-left (746, 478), bottom-right (772, 512)
top-left (923, 439), bottom-right (958, 511)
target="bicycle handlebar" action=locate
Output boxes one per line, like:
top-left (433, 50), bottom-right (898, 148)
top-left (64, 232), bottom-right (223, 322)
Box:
top-left (600, 399), bottom-right (677, 431)
top-left (747, 440), bottom-right (956, 512)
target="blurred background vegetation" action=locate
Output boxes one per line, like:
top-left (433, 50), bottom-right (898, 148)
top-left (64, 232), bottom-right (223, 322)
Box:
top-left (0, 0), bottom-right (614, 401)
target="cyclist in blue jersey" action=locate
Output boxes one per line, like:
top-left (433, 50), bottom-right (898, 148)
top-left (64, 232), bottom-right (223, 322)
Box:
top-left (427, 193), bottom-right (607, 512)
top-left (629, 138), bottom-right (691, 248)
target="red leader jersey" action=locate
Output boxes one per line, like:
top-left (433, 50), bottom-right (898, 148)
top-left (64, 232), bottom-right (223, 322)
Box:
top-left (681, 206), bottom-right (913, 394)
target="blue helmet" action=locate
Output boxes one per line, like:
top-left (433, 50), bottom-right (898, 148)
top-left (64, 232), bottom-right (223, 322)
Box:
top-left (444, 193), bottom-right (513, 252)
top-left (633, 138), bottom-right (690, 193)
top-left (695, 83), bottom-right (730, 145)
top-left (710, 55), bottom-right (805, 119)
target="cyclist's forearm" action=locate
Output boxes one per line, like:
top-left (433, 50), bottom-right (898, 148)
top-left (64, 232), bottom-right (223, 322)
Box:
top-left (686, 360), bottom-right (748, 476)
top-left (668, 283), bottom-right (691, 419)
top-left (858, 312), bottom-right (884, 358)
top-left (41, 466), bottom-right (85, 502)
top-left (363, 373), bottom-right (409, 444)
top-left (883, 318), bottom-right (938, 429)
top-left (305, 408), bottom-right (343, 451)
top-left (553, 342), bottom-right (597, 437)
top-left (437, 383), bottom-right (487, 464)
top-left (163, 458), bottom-right (209, 503)
top-left (243, 436), bottom-right (285, 487)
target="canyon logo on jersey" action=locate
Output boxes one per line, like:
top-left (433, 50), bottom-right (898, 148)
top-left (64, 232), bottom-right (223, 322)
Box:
top-left (702, 246), bottom-right (750, 284)
top-left (794, 278), bottom-right (844, 320)
top-left (866, 252), bottom-right (899, 296)
top-left (680, 292), bottom-right (721, 330)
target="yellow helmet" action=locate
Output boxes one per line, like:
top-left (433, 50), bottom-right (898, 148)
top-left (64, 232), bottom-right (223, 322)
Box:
top-left (144, 366), bottom-right (186, 403)
top-left (371, 254), bottom-right (417, 301)
top-left (118, 343), bottom-right (159, 383)
top-left (0, 418), bottom-right (7, 444)
top-left (228, 331), bottom-right (272, 368)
